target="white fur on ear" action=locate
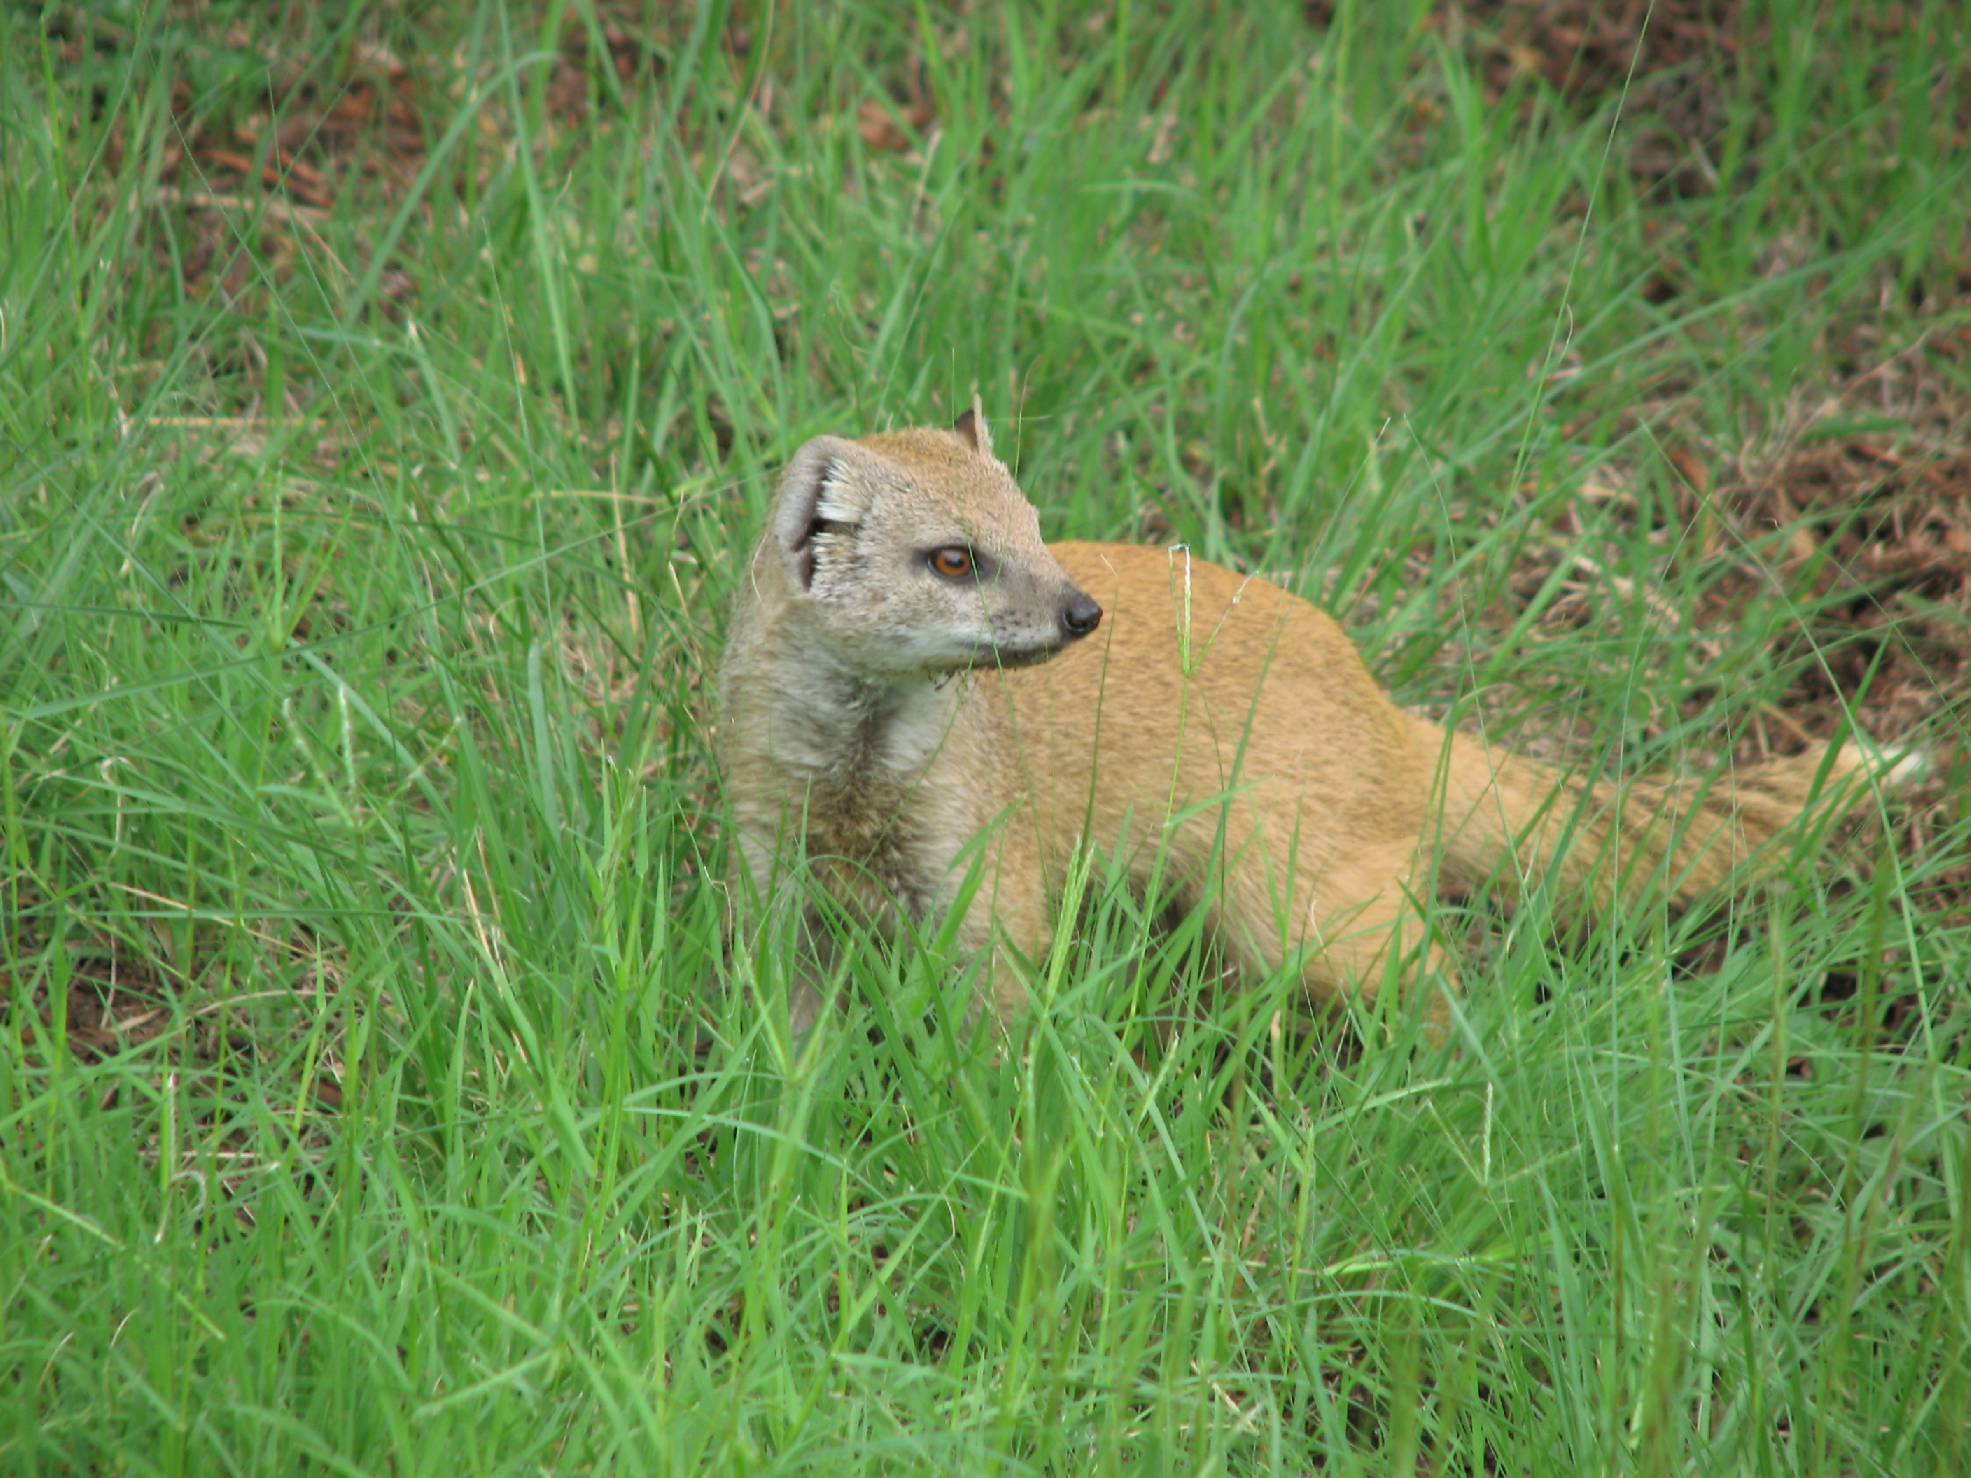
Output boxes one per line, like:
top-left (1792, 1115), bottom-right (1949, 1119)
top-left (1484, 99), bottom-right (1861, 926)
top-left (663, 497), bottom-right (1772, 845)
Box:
top-left (771, 435), bottom-right (860, 591)
top-left (953, 393), bottom-right (994, 459)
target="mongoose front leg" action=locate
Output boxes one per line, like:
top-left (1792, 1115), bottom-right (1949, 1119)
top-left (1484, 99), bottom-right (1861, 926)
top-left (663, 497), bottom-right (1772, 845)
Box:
top-left (944, 820), bottom-right (1053, 1029)
top-left (727, 823), bottom-right (833, 1037)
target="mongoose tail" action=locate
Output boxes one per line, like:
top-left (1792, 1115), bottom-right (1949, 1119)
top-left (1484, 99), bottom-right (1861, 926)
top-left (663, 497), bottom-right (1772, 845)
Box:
top-left (1424, 717), bottom-right (1924, 913)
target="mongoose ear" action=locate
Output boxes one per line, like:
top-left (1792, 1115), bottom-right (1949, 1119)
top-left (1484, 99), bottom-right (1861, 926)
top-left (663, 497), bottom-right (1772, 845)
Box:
top-left (952, 395), bottom-right (994, 459)
top-left (771, 436), bottom-right (863, 591)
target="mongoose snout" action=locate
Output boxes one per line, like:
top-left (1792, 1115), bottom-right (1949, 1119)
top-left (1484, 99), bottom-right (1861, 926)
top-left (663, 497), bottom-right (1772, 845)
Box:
top-left (1060, 590), bottom-right (1102, 640)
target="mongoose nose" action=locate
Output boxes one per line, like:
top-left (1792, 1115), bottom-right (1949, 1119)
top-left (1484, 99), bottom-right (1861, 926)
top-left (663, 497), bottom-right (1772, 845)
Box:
top-left (1061, 591), bottom-right (1102, 639)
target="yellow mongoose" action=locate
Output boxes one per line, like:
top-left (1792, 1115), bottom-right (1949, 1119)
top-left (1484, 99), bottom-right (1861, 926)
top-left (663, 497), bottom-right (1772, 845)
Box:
top-left (719, 408), bottom-right (1900, 1032)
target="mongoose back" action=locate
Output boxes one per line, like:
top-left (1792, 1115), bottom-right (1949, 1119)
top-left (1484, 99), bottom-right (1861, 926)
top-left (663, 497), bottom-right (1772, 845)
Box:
top-left (718, 408), bottom-right (1901, 1033)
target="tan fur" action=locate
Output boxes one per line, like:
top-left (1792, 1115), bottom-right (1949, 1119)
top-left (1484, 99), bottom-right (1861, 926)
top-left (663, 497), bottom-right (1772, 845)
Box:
top-left (719, 414), bottom-right (1899, 1034)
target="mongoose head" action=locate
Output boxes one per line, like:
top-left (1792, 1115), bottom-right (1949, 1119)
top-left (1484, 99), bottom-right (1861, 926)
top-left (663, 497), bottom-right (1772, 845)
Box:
top-left (765, 408), bottom-right (1101, 678)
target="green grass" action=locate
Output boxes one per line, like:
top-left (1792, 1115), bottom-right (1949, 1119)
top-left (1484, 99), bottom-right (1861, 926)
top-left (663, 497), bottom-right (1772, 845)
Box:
top-left (4, 0), bottom-right (1968, 1469)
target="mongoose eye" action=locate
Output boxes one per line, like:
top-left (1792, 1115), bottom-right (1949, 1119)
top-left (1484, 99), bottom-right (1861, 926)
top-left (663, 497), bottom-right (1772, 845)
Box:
top-left (927, 547), bottom-right (975, 581)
